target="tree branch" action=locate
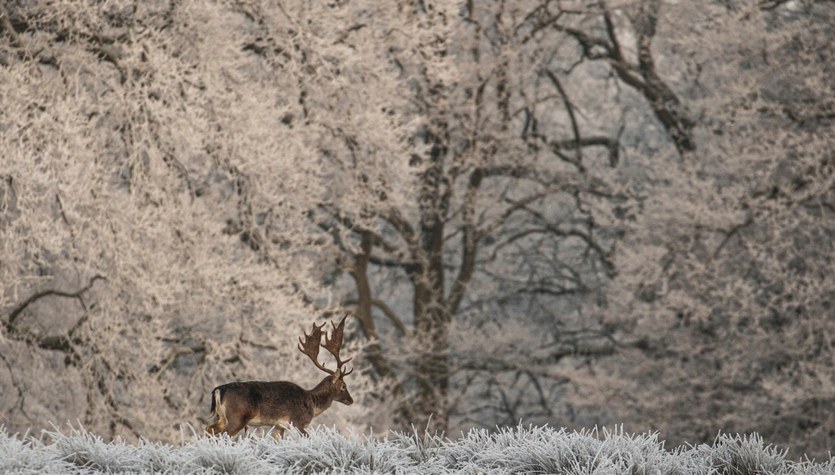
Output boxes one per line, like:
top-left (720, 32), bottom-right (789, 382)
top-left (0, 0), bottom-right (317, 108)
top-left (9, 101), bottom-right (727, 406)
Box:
top-left (7, 275), bottom-right (106, 327)
top-left (543, 69), bottom-right (584, 170)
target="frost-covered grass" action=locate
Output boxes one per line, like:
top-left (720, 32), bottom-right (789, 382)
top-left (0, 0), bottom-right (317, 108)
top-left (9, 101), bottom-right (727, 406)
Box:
top-left (0, 424), bottom-right (832, 474)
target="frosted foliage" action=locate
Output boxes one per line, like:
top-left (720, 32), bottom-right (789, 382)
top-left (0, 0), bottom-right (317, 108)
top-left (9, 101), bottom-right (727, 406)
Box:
top-left (4, 0), bottom-right (622, 442)
top-left (588, 0), bottom-right (835, 461)
top-left (0, 0), bottom-right (396, 442)
top-left (2, 0), bottom-right (833, 462)
top-left (1, 424), bottom-right (833, 474)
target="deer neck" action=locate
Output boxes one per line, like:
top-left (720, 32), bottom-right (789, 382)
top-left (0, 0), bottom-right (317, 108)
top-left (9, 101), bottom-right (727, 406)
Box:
top-left (309, 377), bottom-right (339, 416)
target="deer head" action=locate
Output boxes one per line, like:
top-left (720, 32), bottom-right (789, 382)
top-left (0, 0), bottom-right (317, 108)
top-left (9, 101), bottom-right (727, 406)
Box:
top-left (297, 314), bottom-right (355, 406)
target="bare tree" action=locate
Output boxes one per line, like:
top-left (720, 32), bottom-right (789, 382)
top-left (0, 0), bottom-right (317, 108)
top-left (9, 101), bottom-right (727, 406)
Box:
top-left (307, 0), bottom-right (639, 432)
top-left (579, 0), bottom-right (835, 459)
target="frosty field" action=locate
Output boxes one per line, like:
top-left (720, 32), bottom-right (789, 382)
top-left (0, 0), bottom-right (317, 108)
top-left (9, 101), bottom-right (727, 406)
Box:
top-left (0, 424), bottom-right (832, 474)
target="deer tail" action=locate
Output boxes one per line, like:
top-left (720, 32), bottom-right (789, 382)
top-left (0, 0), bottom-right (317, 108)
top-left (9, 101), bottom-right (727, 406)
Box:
top-left (209, 387), bottom-right (221, 418)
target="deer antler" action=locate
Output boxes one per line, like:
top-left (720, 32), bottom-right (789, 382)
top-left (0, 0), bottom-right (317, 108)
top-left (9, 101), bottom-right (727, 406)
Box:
top-left (297, 315), bottom-right (353, 378)
top-left (323, 314), bottom-right (353, 377)
top-left (298, 322), bottom-right (335, 376)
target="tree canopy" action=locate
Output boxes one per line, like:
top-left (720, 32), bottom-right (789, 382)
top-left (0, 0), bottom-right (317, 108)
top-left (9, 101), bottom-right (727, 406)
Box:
top-left (1, 0), bottom-right (832, 460)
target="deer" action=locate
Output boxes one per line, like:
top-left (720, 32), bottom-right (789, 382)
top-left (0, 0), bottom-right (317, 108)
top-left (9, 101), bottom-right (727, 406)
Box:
top-left (205, 315), bottom-right (354, 437)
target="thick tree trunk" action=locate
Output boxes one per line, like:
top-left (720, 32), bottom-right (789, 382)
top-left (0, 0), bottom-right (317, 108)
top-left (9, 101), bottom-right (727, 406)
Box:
top-left (350, 231), bottom-right (394, 381)
top-left (413, 263), bottom-right (449, 433)
top-left (411, 138), bottom-right (451, 433)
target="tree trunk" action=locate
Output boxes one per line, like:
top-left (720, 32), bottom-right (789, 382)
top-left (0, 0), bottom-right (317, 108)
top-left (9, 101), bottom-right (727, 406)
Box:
top-left (411, 138), bottom-right (451, 433)
top-left (413, 251), bottom-right (449, 433)
top-left (350, 231), bottom-right (394, 381)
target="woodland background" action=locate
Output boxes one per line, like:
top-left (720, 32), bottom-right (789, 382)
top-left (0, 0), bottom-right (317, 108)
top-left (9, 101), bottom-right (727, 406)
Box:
top-left (1, 0), bottom-right (833, 461)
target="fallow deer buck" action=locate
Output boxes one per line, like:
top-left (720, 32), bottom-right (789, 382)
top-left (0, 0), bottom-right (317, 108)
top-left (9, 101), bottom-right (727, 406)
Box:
top-left (205, 315), bottom-right (354, 437)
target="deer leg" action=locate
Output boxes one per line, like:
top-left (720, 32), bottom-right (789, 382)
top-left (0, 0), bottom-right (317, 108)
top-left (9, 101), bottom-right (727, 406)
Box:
top-left (295, 421), bottom-right (309, 437)
top-left (206, 415), bottom-right (228, 436)
top-left (223, 413), bottom-right (253, 437)
top-left (224, 425), bottom-right (246, 437)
